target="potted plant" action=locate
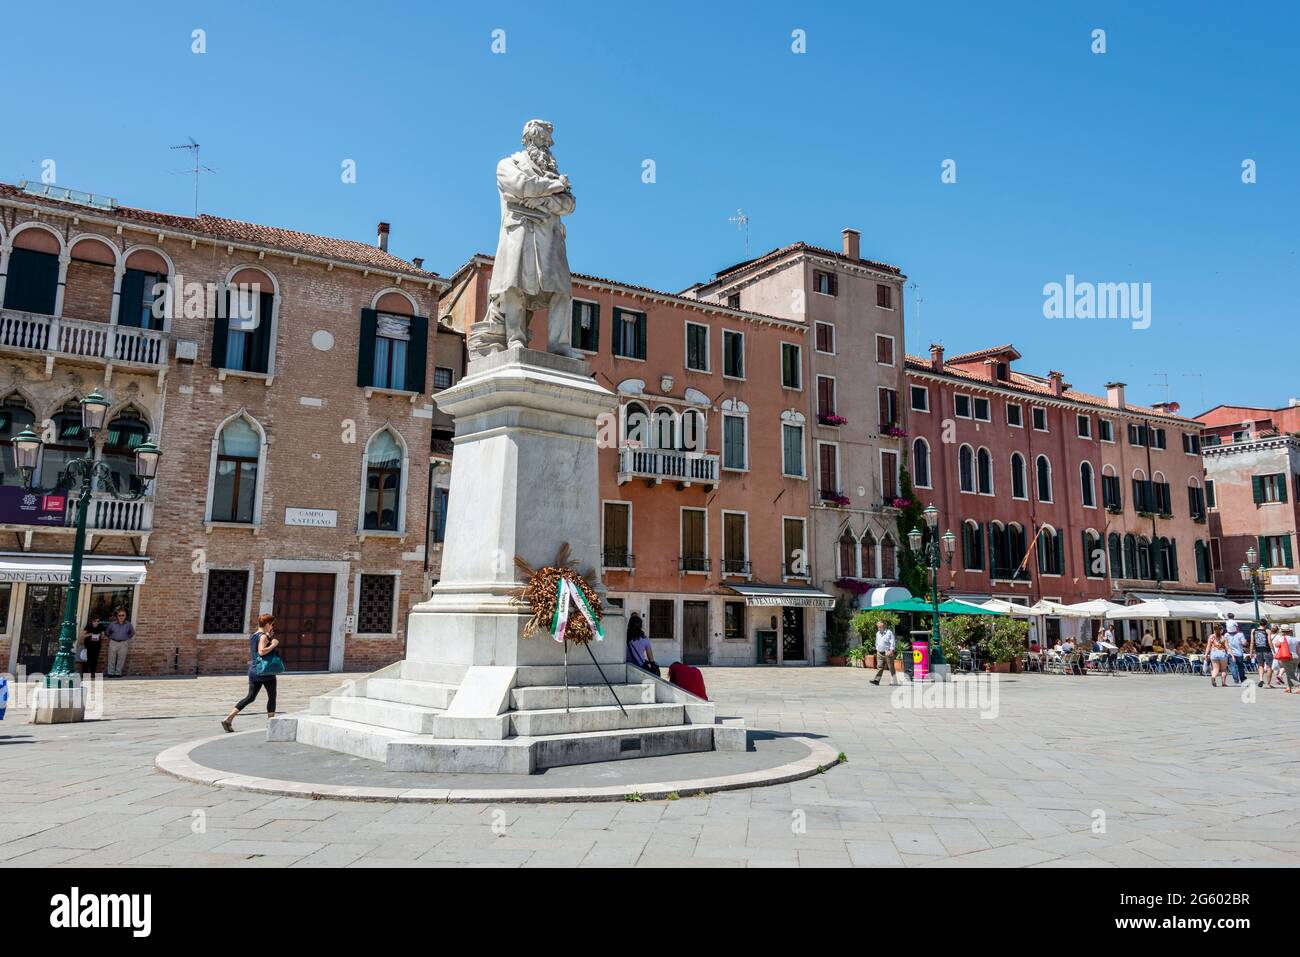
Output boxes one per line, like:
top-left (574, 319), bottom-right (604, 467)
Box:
top-left (847, 645), bottom-right (868, 668)
top-left (986, 618), bottom-right (1029, 673)
top-left (825, 596), bottom-right (853, 666)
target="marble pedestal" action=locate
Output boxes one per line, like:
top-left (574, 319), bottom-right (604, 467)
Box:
top-left (30, 679), bottom-right (87, 724)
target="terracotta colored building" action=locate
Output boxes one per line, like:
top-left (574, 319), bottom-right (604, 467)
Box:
top-left (683, 231), bottom-right (911, 624)
top-left (0, 180), bottom-right (456, 676)
top-left (905, 344), bottom-right (1217, 644)
top-left (1196, 402), bottom-right (1300, 605)
top-left (441, 255), bottom-right (833, 666)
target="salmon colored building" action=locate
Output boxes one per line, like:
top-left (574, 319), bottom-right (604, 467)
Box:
top-left (905, 344), bottom-right (1217, 645)
top-left (441, 255), bottom-right (833, 666)
top-left (1196, 402), bottom-right (1300, 605)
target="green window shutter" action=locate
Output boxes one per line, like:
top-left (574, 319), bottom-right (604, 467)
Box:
top-left (1259, 535), bottom-right (1269, 567)
top-left (356, 309), bottom-right (378, 387)
top-left (405, 315), bottom-right (429, 393)
top-left (635, 314), bottom-right (646, 359)
top-left (249, 293), bottom-right (274, 373)
top-left (1284, 536), bottom-right (1294, 568)
top-left (1252, 475), bottom-right (1265, 504)
top-left (1169, 540), bottom-right (1179, 580)
top-left (210, 298), bottom-right (230, 368)
top-left (1054, 532), bottom-right (1064, 573)
top-left (1277, 473), bottom-right (1288, 503)
top-left (118, 269), bottom-right (146, 328)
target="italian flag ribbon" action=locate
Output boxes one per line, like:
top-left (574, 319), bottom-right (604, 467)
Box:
top-left (550, 578), bottom-right (605, 643)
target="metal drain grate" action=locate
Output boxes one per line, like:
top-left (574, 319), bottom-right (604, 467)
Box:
top-left (620, 737), bottom-right (642, 752)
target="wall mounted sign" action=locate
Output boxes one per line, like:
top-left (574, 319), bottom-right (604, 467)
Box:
top-left (0, 487), bottom-right (66, 526)
top-left (284, 507), bottom-right (338, 528)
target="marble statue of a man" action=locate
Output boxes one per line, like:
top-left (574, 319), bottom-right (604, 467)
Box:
top-left (473, 119), bottom-right (582, 358)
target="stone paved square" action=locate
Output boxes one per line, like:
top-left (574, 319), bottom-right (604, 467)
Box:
top-left (3, 667), bottom-right (1296, 867)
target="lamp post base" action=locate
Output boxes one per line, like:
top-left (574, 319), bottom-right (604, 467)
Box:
top-left (30, 677), bottom-right (87, 724)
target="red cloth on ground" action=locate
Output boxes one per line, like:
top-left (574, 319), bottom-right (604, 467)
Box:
top-left (668, 662), bottom-right (708, 700)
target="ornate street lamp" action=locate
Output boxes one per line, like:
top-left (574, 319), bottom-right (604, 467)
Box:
top-left (1240, 546), bottom-right (1268, 624)
top-left (12, 394), bottom-right (162, 685)
top-left (911, 503), bottom-right (955, 670)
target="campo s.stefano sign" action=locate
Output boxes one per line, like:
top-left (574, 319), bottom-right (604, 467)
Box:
top-left (0, 487), bottom-right (66, 526)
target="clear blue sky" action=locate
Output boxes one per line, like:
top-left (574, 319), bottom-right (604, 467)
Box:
top-left (8, 0), bottom-right (1296, 414)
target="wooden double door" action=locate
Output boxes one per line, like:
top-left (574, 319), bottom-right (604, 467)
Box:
top-left (272, 572), bottom-right (336, 671)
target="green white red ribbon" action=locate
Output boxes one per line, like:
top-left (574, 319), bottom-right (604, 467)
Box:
top-left (551, 578), bottom-right (604, 643)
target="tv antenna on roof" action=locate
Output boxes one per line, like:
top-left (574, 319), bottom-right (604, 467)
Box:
top-left (727, 208), bottom-right (750, 258)
top-left (1150, 371), bottom-right (1171, 404)
top-left (909, 281), bottom-right (923, 349)
top-left (170, 138), bottom-right (216, 217)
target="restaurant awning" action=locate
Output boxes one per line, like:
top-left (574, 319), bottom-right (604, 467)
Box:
top-left (1105, 598), bottom-right (1226, 621)
top-left (0, 556), bottom-right (148, 585)
top-left (863, 586), bottom-right (910, 608)
top-left (722, 584), bottom-right (836, 608)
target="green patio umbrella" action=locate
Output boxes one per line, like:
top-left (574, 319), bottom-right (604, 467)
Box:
top-left (870, 598), bottom-right (1005, 615)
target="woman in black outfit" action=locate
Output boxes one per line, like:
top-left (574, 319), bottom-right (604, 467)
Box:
top-left (222, 613), bottom-right (280, 731)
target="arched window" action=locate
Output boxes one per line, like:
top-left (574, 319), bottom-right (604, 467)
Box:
top-left (1081, 529), bottom-right (1103, 578)
top-left (364, 430), bottom-right (404, 532)
top-left (838, 529), bottom-right (858, 578)
top-left (0, 394), bottom-right (36, 488)
top-left (912, 438), bottom-right (931, 488)
top-left (1008, 523), bottom-right (1028, 575)
top-left (102, 408), bottom-right (151, 495)
top-left (1035, 455), bottom-right (1053, 503)
top-left (1038, 525), bottom-right (1063, 575)
top-left (120, 246), bottom-right (171, 330)
top-left (680, 409), bottom-right (706, 452)
top-left (861, 532), bottom-right (877, 578)
top-left (42, 400), bottom-right (88, 490)
top-left (1155, 537), bottom-right (1177, 581)
top-left (1194, 540), bottom-right (1212, 583)
top-left (212, 417), bottom-right (262, 523)
top-left (218, 267), bottom-right (277, 374)
top-left (1080, 461), bottom-right (1095, 508)
top-left (976, 447), bottom-right (993, 495)
top-left (624, 402), bottom-right (648, 446)
top-left (879, 534), bottom-right (896, 579)
top-left (3, 225), bottom-right (62, 316)
top-left (959, 444), bottom-right (974, 492)
top-left (652, 406), bottom-right (676, 450)
top-left (1108, 532), bottom-right (1123, 579)
top-left (1123, 533), bottom-right (1138, 579)
top-left (1010, 453), bottom-right (1027, 500)
top-left (1137, 537), bottom-right (1153, 580)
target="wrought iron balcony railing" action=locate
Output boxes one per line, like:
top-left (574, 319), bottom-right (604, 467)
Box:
top-left (679, 556), bottom-right (710, 573)
top-left (602, 550), bottom-right (634, 570)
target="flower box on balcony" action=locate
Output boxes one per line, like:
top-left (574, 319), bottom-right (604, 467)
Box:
top-left (1105, 505), bottom-right (1123, 514)
top-left (884, 425), bottom-right (908, 438)
top-left (821, 492), bottom-right (851, 507)
top-left (889, 497), bottom-right (911, 510)
top-left (818, 413), bottom-right (848, 427)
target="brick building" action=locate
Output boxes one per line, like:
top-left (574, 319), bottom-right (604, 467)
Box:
top-left (0, 181), bottom-right (456, 676)
top-left (1196, 402), bottom-right (1300, 604)
top-left (905, 344), bottom-right (1217, 644)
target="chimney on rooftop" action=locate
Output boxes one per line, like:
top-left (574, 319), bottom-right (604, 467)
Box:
top-left (929, 343), bottom-right (944, 371)
top-left (377, 221), bottom-right (391, 252)
top-left (1106, 381), bottom-right (1126, 410)
top-left (412, 257), bottom-right (425, 270)
top-left (1151, 400), bottom-right (1181, 415)
top-left (842, 228), bottom-right (860, 261)
top-left (1048, 370), bottom-right (1065, 397)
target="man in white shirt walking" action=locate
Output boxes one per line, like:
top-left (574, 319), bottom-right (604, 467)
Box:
top-left (870, 620), bottom-right (898, 686)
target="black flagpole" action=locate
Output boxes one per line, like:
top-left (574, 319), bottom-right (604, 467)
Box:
top-left (582, 640), bottom-right (627, 716)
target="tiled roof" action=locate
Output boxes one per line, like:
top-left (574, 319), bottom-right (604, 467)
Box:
top-left (904, 352), bottom-right (1199, 424)
top-left (0, 182), bottom-right (439, 280)
top-left (707, 242), bottom-right (905, 284)
top-left (946, 343), bottom-right (1020, 363)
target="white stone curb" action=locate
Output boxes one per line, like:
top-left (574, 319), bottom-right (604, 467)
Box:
top-left (155, 731), bottom-right (843, 804)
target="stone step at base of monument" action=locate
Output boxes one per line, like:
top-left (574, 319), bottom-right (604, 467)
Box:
top-left (283, 714), bottom-right (420, 764)
top-left (399, 659), bottom-right (470, 685)
top-left (386, 723), bottom-right (719, 774)
top-left (509, 702), bottom-right (685, 737)
top-left (366, 677), bottom-right (459, 710)
top-left (509, 683), bottom-right (655, 711)
top-left (327, 695), bottom-right (444, 735)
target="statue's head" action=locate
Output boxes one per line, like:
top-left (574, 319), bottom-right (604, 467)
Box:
top-left (521, 119), bottom-right (555, 150)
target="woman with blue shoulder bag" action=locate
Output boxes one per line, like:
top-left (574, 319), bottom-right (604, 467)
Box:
top-left (222, 613), bottom-right (284, 732)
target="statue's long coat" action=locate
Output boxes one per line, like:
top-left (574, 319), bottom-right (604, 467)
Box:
top-left (488, 151), bottom-right (575, 299)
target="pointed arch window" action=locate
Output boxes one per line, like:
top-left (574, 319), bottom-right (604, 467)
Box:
top-left (103, 408), bottom-right (151, 495)
top-left (1010, 453), bottom-right (1027, 499)
top-left (912, 438), bottom-right (931, 488)
top-left (364, 430), bottom-right (405, 532)
top-left (1036, 455), bottom-right (1053, 503)
top-left (212, 417), bottom-right (261, 523)
top-left (838, 530), bottom-right (858, 578)
top-left (976, 447), bottom-right (993, 494)
top-left (959, 445), bottom-right (974, 492)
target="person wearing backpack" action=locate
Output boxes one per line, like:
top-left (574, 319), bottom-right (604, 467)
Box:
top-left (1272, 624), bottom-right (1296, 693)
top-left (222, 613), bottom-right (283, 731)
top-left (1252, 620), bottom-right (1273, 688)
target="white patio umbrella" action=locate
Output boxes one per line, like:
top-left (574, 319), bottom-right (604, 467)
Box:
top-left (1105, 599), bottom-right (1224, 621)
top-left (978, 598), bottom-right (1034, 617)
top-left (1226, 600), bottom-right (1300, 623)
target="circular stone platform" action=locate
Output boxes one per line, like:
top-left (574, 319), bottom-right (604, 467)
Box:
top-left (156, 730), bottom-right (842, 803)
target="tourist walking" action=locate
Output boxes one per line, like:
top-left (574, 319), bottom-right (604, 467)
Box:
top-left (1273, 624), bottom-right (1297, 693)
top-left (870, 619), bottom-right (897, 686)
top-left (1252, 620), bottom-right (1273, 688)
top-left (1207, 625), bottom-right (1229, 687)
top-left (1224, 619), bottom-right (1248, 685)
top-left (222, 614), bottom-right (282, 731)
top-left (104, 607), bottom-right (135, 677)
top-left (625, 613), bottom-right (658, 675)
